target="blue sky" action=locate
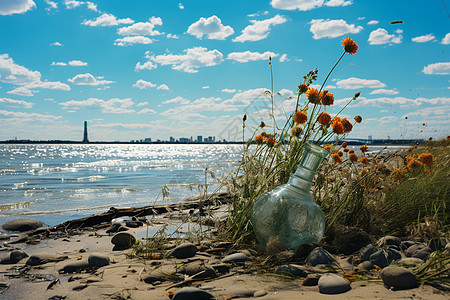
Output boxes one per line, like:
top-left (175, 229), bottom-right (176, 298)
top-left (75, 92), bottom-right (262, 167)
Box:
top-left (0, 0), bottom-right (449, 142)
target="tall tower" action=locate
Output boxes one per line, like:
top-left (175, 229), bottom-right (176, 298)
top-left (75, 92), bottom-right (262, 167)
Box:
top-left (82, 121), bottom-right (89, 143)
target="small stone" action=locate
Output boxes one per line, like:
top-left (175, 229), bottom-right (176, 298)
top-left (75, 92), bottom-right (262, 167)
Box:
top-left (398, 257), bottom-right (424, 267)
top-left (213, 241), bottom-right (233, 249)
top-left (360, 244), bottom-right (378, 261)
top-left (170, 243), bottom-right (198, 259)
top-left (221, 252), bottom-right (247, 264)
top-left (143, 265), bottom-right (179, 284)
top-left (302, 275), bottom-right (320, 286)
top-left (60, 260), bottom-right (90, 273)
top-left (111, 218), bottom-right (125, 226)
top-left (253, 290), bottom-right (267, 297)
top-left (2, 219), bottom-right (45, 232)
top-left (10, 250), bottom-right (28, 263)
top-left (381, 266), bottom-right (418, 290)
top-left (124, 220), bottom-right (143, 228)
top-left (377, 235), bottom-right (401, 248)
top-left (401, 241), bottom-right (418, 251)
top-left (369, 250), bottom-right (389, 268)
top-left (306, 247), bottom-right (336, 266)
top-left (276, 250), bottom-right (295, 263)
top-left (88, 253), bottom-right (110, 268)
top-left (405, 243), bottom-right (427, 257)
top-left (360, 261), bottom-right (374, 271)
top-left (111, 232), bottom-right (136, 249)
top-left (172, 287), bottom-right (214, 300)
top-left (211, 264), bottom-right (230, 274)
top-left (26, 253), bottom-right (57, 266)
top-left (274, 264), bottom-right (307, 277)
top-left (177, 261), bottom-right (217, 279)
top-left (318, 273), bottom-right (351, 294)
top-left (385, 248), bottom-right (402, 263)
top-left (412, 248), bottom-right (431, 260)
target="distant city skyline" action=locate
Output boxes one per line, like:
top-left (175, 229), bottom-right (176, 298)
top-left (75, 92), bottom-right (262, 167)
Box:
top-left (0, 1), bottom-right (449, 142)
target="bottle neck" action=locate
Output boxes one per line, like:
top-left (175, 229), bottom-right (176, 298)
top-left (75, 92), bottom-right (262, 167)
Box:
top-left (288, 142), bottom-right (329, 192)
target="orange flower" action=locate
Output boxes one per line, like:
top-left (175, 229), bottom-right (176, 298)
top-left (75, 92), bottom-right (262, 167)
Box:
top-left (406, 157), bottom-right (423, 170)
top-left (360, 168), bottom-right (367, 177)
top-left (360, 144), bottom-right (368, 152)
top-left (291, 124), bottom-right (303, 137)
top-left (298, 83), bottom-right (308, 94)
top-left (343, 148), bottom-right (349, 153)
top-left (331, 153), bottom-right (342, 163)
top-left (428, 137), bottom-right (433, 141)
top-left (323, 144), bottom-right (332, 151)
top-left (255, 134), bottom-right (264, 144)
top-left (360, 157), bottom-right (369, 165)
top-left (321, 90), bottom-right (335, 106)
top-left (305, 87), bottom-right (320, 104)
top-left (349, 149), bottom-right (355, 154)
top-left (294, 111), bottom-right (308, 124)
top-left (331, 117), bottom-right (344, 135)
top-left (342, 168), bottom-right (347, 172)
top-left (392, 168), bottom-right (403, 181)
top-left (317, 112), bottom-right (331, 126)
top-left (341, 142), bottom-right (347, 148)
top-left (265, 137), bottom-right (276, 147)
top-left (349, 152), bottom-right (358, 162)
top-left (341, 37), bottom-right (358, 55)
top-left (418, 153), bottom-right (434, 166)
top-left (338, 151), bottom-right (343, 157)
top-left (341, 118), bottom-right (353, 133)
top-left (354, 115), bottom-right (362, 123)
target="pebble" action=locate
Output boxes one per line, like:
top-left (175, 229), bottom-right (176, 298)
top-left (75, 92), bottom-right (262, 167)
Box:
top-left (88, 252), bottom-right (110, 268)
top-left (177, 261), bottom-right (217, 278)
top-left (211, 264), bottom-right (230, 274)
top-left (26, 253), bottom-right (58, 266)
top-left (10, 250), bottom-right (29, 263)
top-left (401, 240), bottom-right (418, 251)
top-left (111, 232), bottom-right (136, 249)
top-left (302, 275), bottom-right (320, 286)
top-left (60, 260), bottom-right (90, 273)
top-left (306, 247), bottom-right (336, 266)
top-left (360, 244), bottom-right (378, 261)
top-left (318, 273), bottom-right (351, 294)
top-left (412, 248), bottom-right (432, 260)
top-left (398, 257), bottom-right (424, 267)
top-left (369, 250), bottom-right (389, 268)
top-left (2, 219), bottom-right (45, 232)
top-left (274, 264), bottom-right (307, 277)
top-left (385, 248), bottom-right (402, 262)
top-left (170, 243), bottom-right (198, 259)
top-left (360, 261), bottom-right (374, 271)
top-left (294, 242), bottom-right (321, 260)
top-left (221, 252), bottom-right (247, 264)
top-left (143, 265), bottom-right (178, 284)
top-left (405, 243), bottom-right (427, 257)
top-left (378, 235), bottom-right (401, 247)
top-left (381, 266), bottom-right (418, 290)
top-left (172, 287), bottom-right (215, 300)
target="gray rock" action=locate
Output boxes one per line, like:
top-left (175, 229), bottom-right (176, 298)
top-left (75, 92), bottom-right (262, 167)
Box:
top-left (360, 244), bottom-right (378, 261)
top-left (172, 287), bottom-right (215, 300)
top-left (10, 250), bottom-right (28, 263)
top-left (26, 253), bottom-right (58, 266)
top-left (318, 273), bottom-right (351, 294)
top-left (213, 241), bottom-right (233, 249)
top-left (253, 290), bottom-right (267, 297)
top-left (398, 257), bottom-right (424, 267)
top-left (111, 232), bottom-right (136, 249)
top-left (306, 247), bottom-right (336, 266)
top-left (88, 252), bottom-right (110, 268)
top-left (401, 240), bottom-right (419, 251)
top-left (386, 248), bottom-right (402, 263)
top-left (405, 243), bottom-right (427, 257)
top-left (170, 243), bottom-right (198, 259)
top-left (428, 237), bottom-right (448, 252)
top-left (302, 275), bottom-right (320, 286)
top-left (177, 261), bottom-right (217, 278)
top-left (369, 250), bottom-right (389, 268)
top-left (361, 261), bottom-right (374, 271)
top-left (211, 264), bottom-right (230, 274)
top-left (221, 252), bottom-right (248, 264)
top-left (60, 260), bottom-right (90, 273)
top-left (111, 218), bottom-right (126, 226)
top-left (2, 219), bottom-right (44, 232)
top-left (381, 266), bottom-right (418, 290)
top-left (143, 265), bottom-right (179, 284)
top-left (274, 264), bottom-right (307, 277)
top-left (378, 235), bottom-right (401, 247)
top-left (412, 248), bottom-right (432, 260)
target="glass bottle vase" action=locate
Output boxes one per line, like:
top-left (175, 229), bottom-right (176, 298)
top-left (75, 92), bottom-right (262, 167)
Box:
top-left (251, 142), bottom-right (329, 250)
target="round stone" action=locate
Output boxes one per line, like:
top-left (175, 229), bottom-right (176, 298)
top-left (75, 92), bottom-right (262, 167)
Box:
top-left (10, 250), bottom-right (28, 263)
top-left (172, 287), bottom-right (214, 300)
top-left (306, 247), bottom-right (336, 266)
top-left (274, 264), bottom-right (307, 277)
top-left (381, 266), bottom-right (418, 290)
top-left (318, 273), bottom-right (351, 294)
top-left (111, 232), bottom-right (136, 249)
top-left (221, 252), bottom-right (247, 264)
top-left (369, 250), bottom-right (389, 268)
top-left (60, 260), bottom-right (90, 273)
top-left (170, 243), bottom-right (198, 259)
top-left (2, 219), bottom-right (44, 232)
top-left (360, 244), bottom-right (378, 261)
top-left (88, 252), bottom-right (110, 268)
top-left (26, 253), bottom-right (57, 266)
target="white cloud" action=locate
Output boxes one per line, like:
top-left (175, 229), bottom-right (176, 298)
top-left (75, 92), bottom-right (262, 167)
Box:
top-left (157, 84), bottom-right (169, 90)
top-left (86, 1), bottom-right (97, 11)
top-left (163, 96), bottom-right (190, 105)
top-left (233, 15), bottom-right (287, 42)
top-left (145, 47), bottom-right (223, 73)
top-left (178, 3), bottom-right (184, 9)
top-left (336, 96), bottom-right (450, 107)
top-left (51, 62), bottom-right (66, 66)
top-left (370, 89), bottom-right (399, 95)
top-left (64, 0), bottom-right (82, 9)
top-left (422, 62), bottom-right (450, 75)
top-left (59, 97), bottom-right (135, 114)
top-left (135, 61), bottom-right (157, 71)
top-left (441, 33), bottom-right (450, 45)
top-left (248, 11), bottom-right (269, 17)
top-left (309, 19), bottom-right (363, 39)
top-left (137, 108), bottom-right (157, 114)
top-left (202, 86), bottom-right (210, 89)
top-left (166, 33), bottom-right (179, 39)
top-left (68, 73), bottom-right (114, 85)
top-left (117, 17), bottom-right (163, 36)
top-left (270, 0), bottom-right (324, 11)
top-left (82, 13), bottom-right (134, 27)
top-left (45, 0), bottom-right (57, 10)
top-left (411, 33), bottom-right (436, 43)
top-left (279, 54), bottom-right (289, 62)
top-left (227, 51), bottom-right (277, 63)
top-left (187, 15), bottom-right (234, 40)
top-left (8, 81), bottom-right (70, 96)
top-left (137, 101), bottom-right (148, 106)
top-left (368, 28), bottom-right (402, 45)
top-left (325, 0), bottom-right (352, 7)
top-left (367, 20), bottom-right (379, 25)
top-left (50, 41), bottom-right (62, 46)
top-left (336, 77), bottom-right (386, 89)
top-left (0, 97), bottom-right (33, 108)
top-left (133, 79), bottom-right (156, 89)
top-left (51, 60), bottom-right (88, 66)
top-left (114, 36), bottom-right (153, 46)
top-left (0, 0), bottom-right (35, 15)
top-left (221, 88), bottom-right (236, 93)
top-left (0, 110), bottom-right (62, 122)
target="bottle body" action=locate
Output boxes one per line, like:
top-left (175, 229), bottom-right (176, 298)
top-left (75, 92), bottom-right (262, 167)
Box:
top-left (251, 142), bottom-right (328, 250)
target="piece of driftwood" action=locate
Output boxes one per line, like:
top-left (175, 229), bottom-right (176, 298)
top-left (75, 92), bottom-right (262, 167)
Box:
top-left (27, 193), bottom-right (235, 237)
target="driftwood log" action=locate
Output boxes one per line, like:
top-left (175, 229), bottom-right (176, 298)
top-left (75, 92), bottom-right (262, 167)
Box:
top-left (26, 193), bottom-right (235, 238)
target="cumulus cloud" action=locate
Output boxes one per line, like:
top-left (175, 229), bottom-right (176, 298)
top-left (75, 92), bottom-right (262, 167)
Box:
top-left (45, 0), bottom-right (58, 11)
top-left (178, 3), bottom-right (184, 9)
top-left (82, 13), bottom-right (134, 27)
top-left (59, 97), bottom-right (135, 114)
top-left (367, 20), bottom-right (379, 25)
top-left (50, 41), bottom-right (62, 46)
top-left (136, 101), bottom-right (149, 106)
top-left (0, 110), bottom-right (62, 122)
top-left (143, 47), bottom-right (223, 73)
top-left (187, 15), bottom-right (234, 40)
top-left (309, 19), bottom-right (363, 39)
top-left (441, 33), bottom-right (450, 45)
top-left (117, 17), bottom-right (163, 36)
top-left (352, 96), bottom-right (450, 107)
top-left (336, 77), bottom-right (386, 89)
top-left (133, 79), bottom-right (156, 89)
top-left (162, 96), bottom-right (190, 105)
top-left (0, 0), bottom-right (35, 15)
top-left (0, 97), bottom-right (33, 108)
top-left (64, 0), bottom-right (96, 11)
top-left (411, 33), bottom-right (436, 43)
top-left (325, 0), bottom-right (352, 7)
top-left (68, 73), bottom-right (114, 85)
top-left (135, 61), bottom-right (157, 71)
top-left (368, 28), bottom-right (402, 45)
top-left (279, 54), bottom-right (289, 62)
top-left (51, 60), bottom-right (88, 66)
top-left (114, 36), bottom-right (153, 46)
top-left (221, 88), bottom-right (236, 93)
top-left (166, 33), bottom-right (179, 39)
top-left (370, 89), bottom-right (399, 95)
top-left (233, 15), bottom-right (287, 42)
top-left (422, 62), bottom-right (450, 75)
top-left (227, 51), bottom-right (277, 63)
top-left (270, 0), bottom-right (351, 11)
top-left (157, 84), bottom-right (169, 90)
top-left (137, 108), bottom-right (157, 114)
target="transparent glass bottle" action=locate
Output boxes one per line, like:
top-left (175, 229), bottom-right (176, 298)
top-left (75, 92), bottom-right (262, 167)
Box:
top-left (251, 142), bottom-right (329, 250)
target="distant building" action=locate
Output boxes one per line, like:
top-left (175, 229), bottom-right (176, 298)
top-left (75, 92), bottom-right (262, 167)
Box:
top-left (197, 136), bottom-right (202, 143)
top-left (170, 137), bottom-right (175, 142)
top-left (82, 121), bottom-right (89, 143)
top-left (180, 137), bottom-right (189, 143)
top-left (144, 138), bottom-right (151, 143)
top-left (368, 135), bottom-right (373, 142)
